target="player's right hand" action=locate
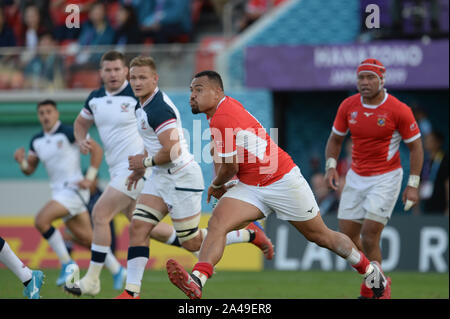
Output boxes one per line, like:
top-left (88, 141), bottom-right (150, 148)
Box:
top-left (78, 178), bottom-right (93, 190)
top-left (325, 168), bottom-right (339, 191)
top-left (13, 147), bottom-right (25, 163)
top-left (125, 170), bottom-right (145, 191)
top-left (78, 139), bottom-right (92, 155)
top-left (207, 185), bottom-right (226, 203)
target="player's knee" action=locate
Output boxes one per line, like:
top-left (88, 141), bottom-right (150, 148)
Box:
top-left (131, 204), bottom-right (164, 226)
top-left (34, 216), bottom-right (49, 233)
top-left (77, 234), bottom-right (92, 248)
top-left (128, 219), bottom-right (152, 245)
top-left (129, 204), bottom-right (163, 244)
top-left (206, 214), bottom-right (227, 235)
top-left (180, 235), bottom-right (202, 252)
top-left (91, 209), bottom-right (104, 226)
top-left (92, 207), bottom-right (112, 227)
top-left (173, 214), bottom-right (202, 250)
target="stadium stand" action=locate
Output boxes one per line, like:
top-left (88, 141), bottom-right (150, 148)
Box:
top-left (1, 0), bottom-right (448, 212)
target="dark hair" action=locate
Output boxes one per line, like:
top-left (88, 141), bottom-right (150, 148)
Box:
top-left (194, 70), bottom-right (224, 91)
top-left (121, 4), bottom-right (139, 30)
top-left (100, 50), bottom-right (127, 67)
top-left (37, 99), bottom-right (57, 110)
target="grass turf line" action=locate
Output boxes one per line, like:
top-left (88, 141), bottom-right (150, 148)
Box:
top-left (0, 269), bottom-right (448, 299)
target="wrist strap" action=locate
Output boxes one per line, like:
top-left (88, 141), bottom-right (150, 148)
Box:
top-left (210, 183), bottom-right (223, 189)
top-left (143, 156), bottom-right (155, 168)
top-left (85, 166), bottom-right (98, 181)
top-left (407, 175), bottom-right (420, 188)
top-left (20, 159), bottom-right (29, 171)
top-left (325, 158), bottom-right (337, 171)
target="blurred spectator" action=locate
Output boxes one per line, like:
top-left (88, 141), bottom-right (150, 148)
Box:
top-left (420, 130), bottom-right (449, 215)
top-left (311, 172), bottom-right (339, 215)
top-left (210, 0), bottom-right (228, 20)
top-left (412, 104), bottom-right (432, 138)
top-left (75, 1), bottom-right (115, 66)
top-left (0, 63), bottom-right (24, 89)
top-left (78, 1), bottom-right (115, 46)
top-left (308, 153), bottom-right (321, 177)
top-left (50, 0), bottom-right (96, 42)
top-left (120, 0), bottom-right (153, 27)
top-left (336, 138), bottom-right (352, 197)
top-left (1, 1), bottom-right (22, 43)
top-left (23, 32), bottom-right (64, 90)
top-left (391, 0), bottom-right (441, 38)
top-left (0, 4), bottom-right (24, 89)
top-left (21, 0), bottom-right (53, 31)
top-left (114, 3), bottom-right (142, 45)
top-left (238, 0), bottom-right (287, 32)
top-left (132, 0), bottom-right (192, 43)
top-left (19, 3), bottom-right (49, 49)
top-left (0, 6), bottom-right (16, 47)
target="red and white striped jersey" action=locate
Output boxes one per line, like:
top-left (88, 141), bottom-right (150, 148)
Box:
top-left (209, 96), bottom-right (295, 186)
top-left (332, 91), bottom-right (421, 176)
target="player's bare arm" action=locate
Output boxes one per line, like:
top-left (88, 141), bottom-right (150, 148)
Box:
top-left (207, 154), bottom-right (239, 203)
top-left (74, 114), bottom-right (94, 154)
top-left (324, 132), bottom-right (346, 190)
top-left (13, 147), bottom-right (39, 176)
top-left (78, 139), bottom-right (103, 189)
top-left (128, 127), bottom-right (181, 170)
top-left (402, 138), bottom-right (424, 210)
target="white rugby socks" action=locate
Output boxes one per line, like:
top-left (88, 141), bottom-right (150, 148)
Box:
top-left (0, 239), bottom-right (33, 283)
top-left (85, 244), bottom-right (109, 280)
top-left (125, 246), bottom-right (149, 295)
top-left (104, 249), bottom-right (121, 275)
top-left (226, 229), bottom-right (251, 245)
top-left (42, 226), bottom-right (71, 264)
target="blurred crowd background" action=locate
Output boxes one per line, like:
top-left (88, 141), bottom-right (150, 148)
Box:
top-left (0, 0), bottom-right (448, 216)
top-left (0, 0), bottom-right (291, 90)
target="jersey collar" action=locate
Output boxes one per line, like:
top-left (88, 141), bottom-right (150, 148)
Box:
top-left (216, 96), bottom-right (226, 110)
top-left (44, 120), bottom-right (61, 135)
top-left (105, 80), bottom-right (129, 96)
top-left (361, 89), bottom-right (389, 109)
top-left (206, 96), bottom-right (226, 122)
top-left (140, 87), bottom-right (160, 108)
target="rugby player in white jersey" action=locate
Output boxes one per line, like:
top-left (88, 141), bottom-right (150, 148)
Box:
top-left (13, 99), bottom-right (116, 287)
top-left (115, 56), bottom-right (273, 299)
top-left (64, 51), bottom-right (185, 297)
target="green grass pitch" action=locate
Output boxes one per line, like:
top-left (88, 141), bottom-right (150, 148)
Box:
top-left (0, 269), bottom-right (448, 299)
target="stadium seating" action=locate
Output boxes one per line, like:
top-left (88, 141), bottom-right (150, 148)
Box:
top-left (224, 0), bottom-right (360, 87)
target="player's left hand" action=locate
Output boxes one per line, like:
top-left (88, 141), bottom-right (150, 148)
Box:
top-left (207, 185), bottom-right (227, 203)
top-left (78, 178), bottom-right (93, 189)
top-left (128, 154), bottom-right (146, 170)
top-left (402, 186), bottom-right (419, 211)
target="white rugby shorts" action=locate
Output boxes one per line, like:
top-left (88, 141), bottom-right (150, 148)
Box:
top-left (52, 187), bottom-right (90, 218)
top-left (141, 161), bottom-right (204, 219)
top-left (108, 167), bottom-right (152, 200)
top-left (337, 168), bottom-right (403, 225)
top-left (222, 166), bottom-right (319, 221)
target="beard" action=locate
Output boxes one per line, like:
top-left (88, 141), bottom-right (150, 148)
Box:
top-left (190, 104), bottom-right (200, 114)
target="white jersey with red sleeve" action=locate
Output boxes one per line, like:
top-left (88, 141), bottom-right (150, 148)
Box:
top-left (332, 91), bottom-right (421, 176)
top-left (209, 96), bottom-right (295, 186)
